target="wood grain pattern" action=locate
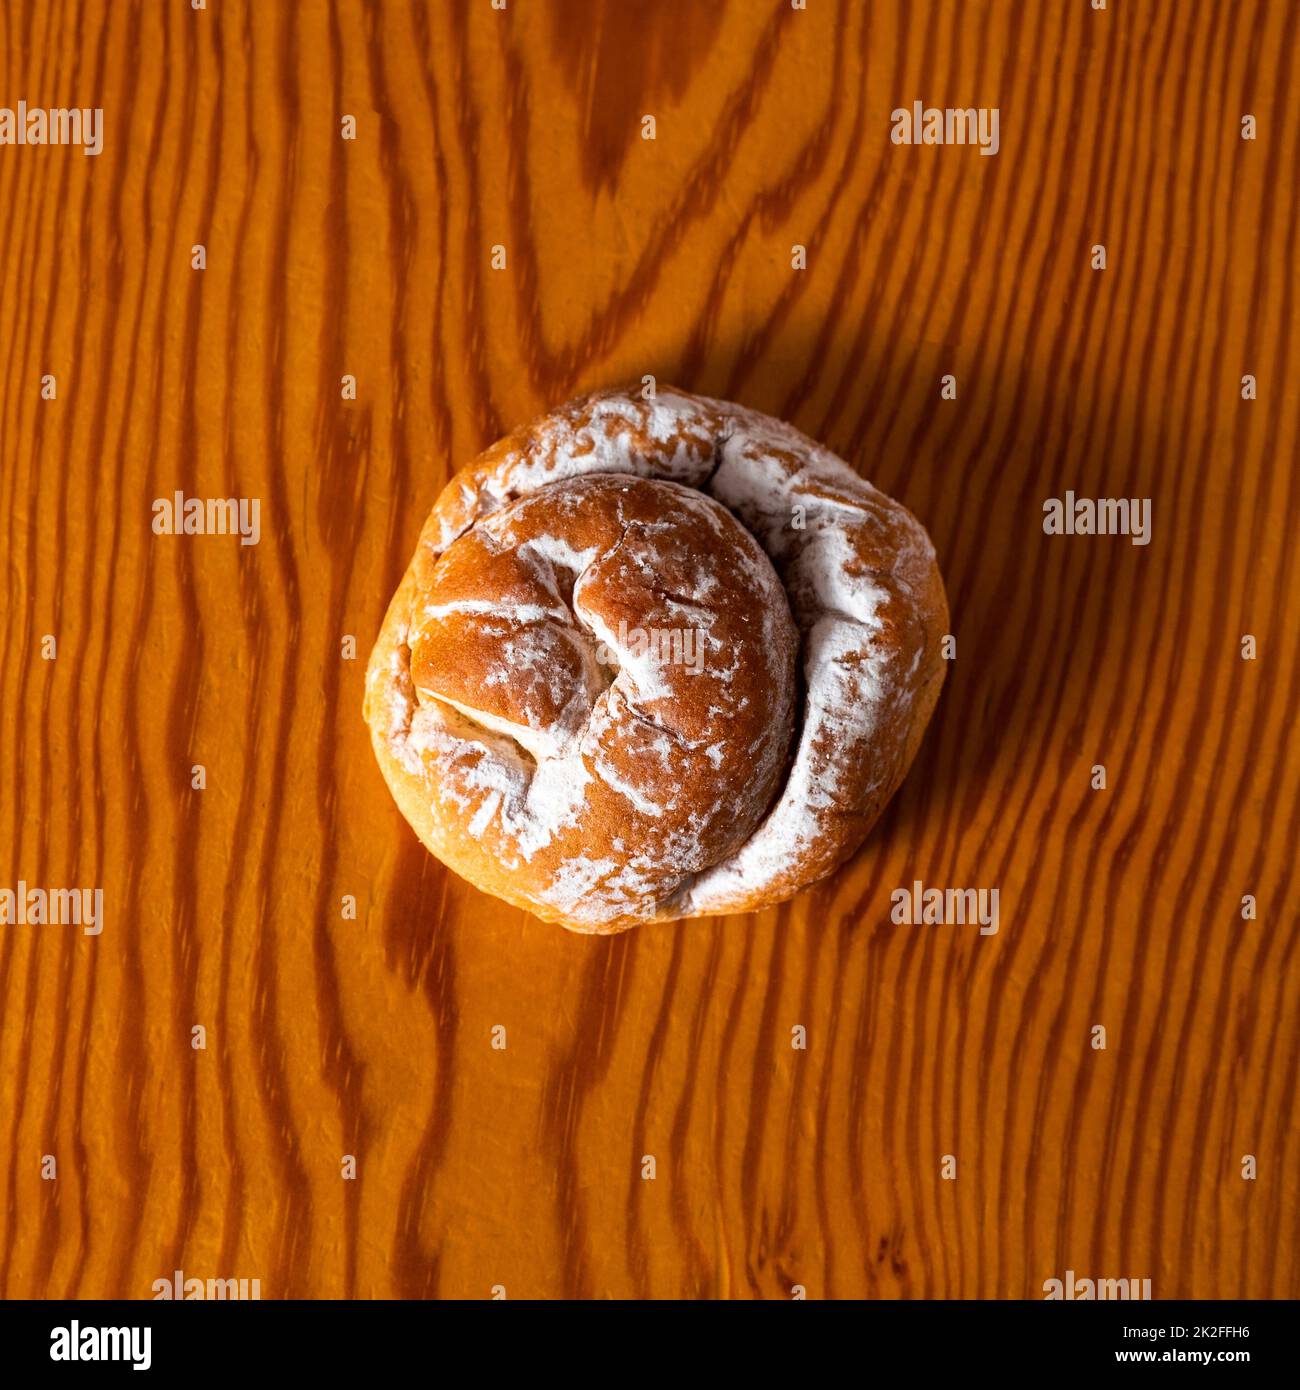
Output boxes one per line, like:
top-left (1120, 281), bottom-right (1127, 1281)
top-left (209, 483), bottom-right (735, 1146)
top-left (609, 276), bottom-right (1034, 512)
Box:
top-left (1, 0), bottom-right (1297, 1299)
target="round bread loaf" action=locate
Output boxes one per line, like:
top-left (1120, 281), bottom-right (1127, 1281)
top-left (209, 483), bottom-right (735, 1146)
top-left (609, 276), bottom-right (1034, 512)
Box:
top-left (365, 386), bottom-right (948, 932)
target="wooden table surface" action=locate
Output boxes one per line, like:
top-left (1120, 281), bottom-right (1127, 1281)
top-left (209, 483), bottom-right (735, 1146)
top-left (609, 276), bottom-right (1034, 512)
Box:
top-left (2, 0), bottom-right (1297, 1300)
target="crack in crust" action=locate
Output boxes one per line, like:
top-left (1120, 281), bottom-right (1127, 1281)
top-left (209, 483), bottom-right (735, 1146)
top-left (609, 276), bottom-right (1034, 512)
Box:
top-left (364, 385), bottom-right (948, 932)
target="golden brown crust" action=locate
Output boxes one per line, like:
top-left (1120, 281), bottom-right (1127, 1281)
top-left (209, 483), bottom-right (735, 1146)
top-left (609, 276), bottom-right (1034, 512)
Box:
top-left (365, 386), bottom-right (948, 931)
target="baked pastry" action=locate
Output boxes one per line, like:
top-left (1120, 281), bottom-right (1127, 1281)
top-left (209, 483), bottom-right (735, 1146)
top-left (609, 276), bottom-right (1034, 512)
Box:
top-left (365, 386), bottom-right (948, 932)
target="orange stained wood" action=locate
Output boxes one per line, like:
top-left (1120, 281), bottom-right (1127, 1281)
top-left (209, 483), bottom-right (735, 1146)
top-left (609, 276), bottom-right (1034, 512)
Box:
top-left (1, 0), bottom-right (1297, 1299)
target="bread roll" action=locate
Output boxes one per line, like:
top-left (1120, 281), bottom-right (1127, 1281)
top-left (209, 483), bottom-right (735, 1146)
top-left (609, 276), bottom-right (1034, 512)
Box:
top-left (365, 386), bottom-right (948, 932)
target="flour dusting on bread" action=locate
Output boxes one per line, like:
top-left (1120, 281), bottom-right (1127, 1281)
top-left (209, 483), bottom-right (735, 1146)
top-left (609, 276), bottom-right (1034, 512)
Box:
top-left (365, 386), bottom-right (947, 931)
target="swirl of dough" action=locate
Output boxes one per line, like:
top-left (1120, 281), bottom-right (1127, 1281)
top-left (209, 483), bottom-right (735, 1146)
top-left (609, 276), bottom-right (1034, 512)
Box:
top-left (365, 386), bottom-right (947, 931)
